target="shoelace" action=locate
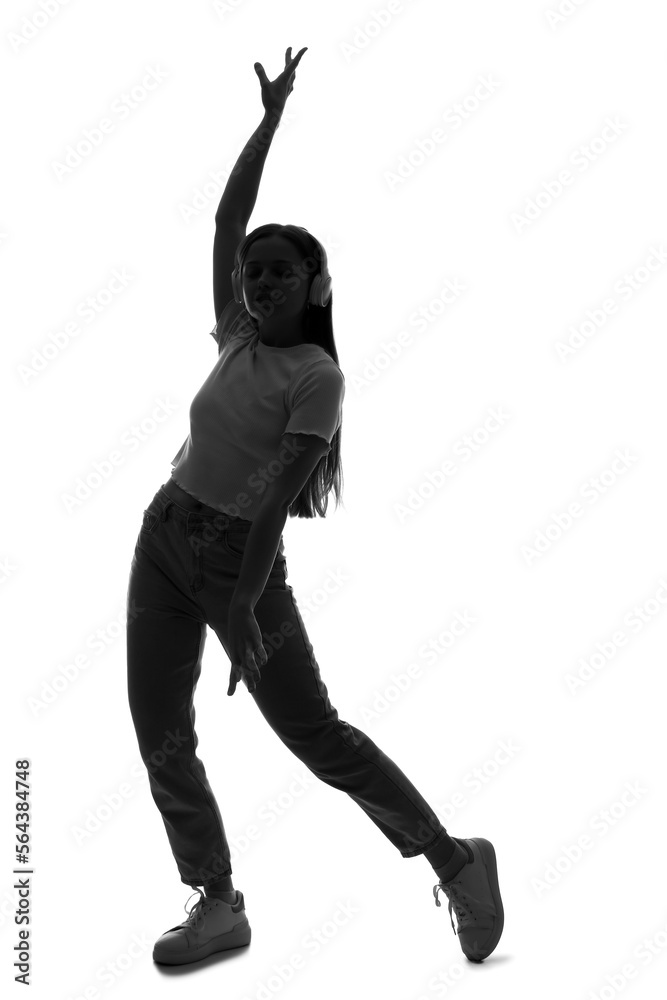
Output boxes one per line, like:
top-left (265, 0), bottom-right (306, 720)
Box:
top-left (433, 881), bottom-right (474, 936)
top-left (183, 889), bottom-right (209, 932)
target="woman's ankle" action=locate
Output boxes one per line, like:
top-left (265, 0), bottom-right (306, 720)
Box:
top-left (205, 889), bottom-right (237, 903)
top-left (205, 873), bottom-right (234, 893)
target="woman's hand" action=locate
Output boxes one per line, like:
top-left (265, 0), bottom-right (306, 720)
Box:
top-left (227, 602), bottom-right (268, 696)
top-left (254, 45), bottom-right (308, 117)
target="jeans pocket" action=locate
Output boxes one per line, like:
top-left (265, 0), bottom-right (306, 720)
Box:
top-left (140, 495), bottom-right (167, 536)
top-left (223, 530), bottom-right (248, 558)
top-left (141, 509), bottom-right (160, 535)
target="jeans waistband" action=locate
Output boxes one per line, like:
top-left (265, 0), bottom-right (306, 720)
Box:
top-left (160, 477), bottom-right (252, 525)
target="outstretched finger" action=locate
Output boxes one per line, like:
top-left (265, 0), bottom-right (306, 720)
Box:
top-left (288, 46), bottom-right (307, 70)
top-left (228, 663), bottom-right (243, 696)
top-left (254, 61), bottom-right (269, 86)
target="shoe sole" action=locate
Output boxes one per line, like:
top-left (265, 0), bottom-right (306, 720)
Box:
top-left (153, 917), bottom-right (251, 965)
top-left (465, 838), bottom-right (504, 962)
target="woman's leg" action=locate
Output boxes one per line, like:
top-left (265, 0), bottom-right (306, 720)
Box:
top-left (190, 511), bottom-right (502, 961)
top-left (198, 539), bottom-right (455, 862)
top-left (126, 489), bottom-right (233, 891)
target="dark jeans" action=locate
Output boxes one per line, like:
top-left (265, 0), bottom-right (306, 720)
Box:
top-left (126, 478), bottom-right (450, 890)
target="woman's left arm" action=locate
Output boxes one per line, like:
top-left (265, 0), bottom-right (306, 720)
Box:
top-left (227, 432), bottom-right (330, 695)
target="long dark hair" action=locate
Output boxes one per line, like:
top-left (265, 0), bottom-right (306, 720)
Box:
top-left (234, 223), bottom-right (344, 519)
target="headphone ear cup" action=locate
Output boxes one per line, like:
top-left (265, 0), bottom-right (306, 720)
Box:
top-left (308, 270), bottom-right (332, 307)
top-left (320, 272), bottom-right (332, 306)
top-left (309, 273), bottom-right (322, 306)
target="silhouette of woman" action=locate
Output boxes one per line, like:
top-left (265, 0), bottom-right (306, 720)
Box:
top-left (126, 45), bottom-right (503, 967)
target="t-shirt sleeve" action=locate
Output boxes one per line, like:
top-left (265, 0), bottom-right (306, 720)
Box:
top-left (284, 362), bottom-right (345, 446)
top-left (209, 299), bottom-right (248, 354)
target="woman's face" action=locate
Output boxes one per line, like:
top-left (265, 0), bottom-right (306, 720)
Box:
top-left (241, 235), bottom-right (314, 324)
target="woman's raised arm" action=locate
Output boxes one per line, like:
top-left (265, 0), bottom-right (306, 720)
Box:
top-left (213, 46), bottom-right (308, 319)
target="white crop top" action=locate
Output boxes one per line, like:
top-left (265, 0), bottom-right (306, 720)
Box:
top-left (170, 300), bottom-right (345, 521)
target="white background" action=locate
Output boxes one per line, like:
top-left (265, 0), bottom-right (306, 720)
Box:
top-left (3, 0), bottom-right (667, 997)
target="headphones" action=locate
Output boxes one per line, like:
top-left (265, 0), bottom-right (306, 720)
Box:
top-left (231, 226), bottom-right (332, 308)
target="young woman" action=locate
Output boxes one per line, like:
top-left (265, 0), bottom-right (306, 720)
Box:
top-left (126, 46), bottom-right (504, 968)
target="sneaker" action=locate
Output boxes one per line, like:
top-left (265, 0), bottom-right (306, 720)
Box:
top-left (153, 888), bottom-right (251, 965)
top-left (433, 837), bottom-right (504, 962)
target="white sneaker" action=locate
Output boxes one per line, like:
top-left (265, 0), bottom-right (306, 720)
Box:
top-left (153, 888), bottom-right (251, 965)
